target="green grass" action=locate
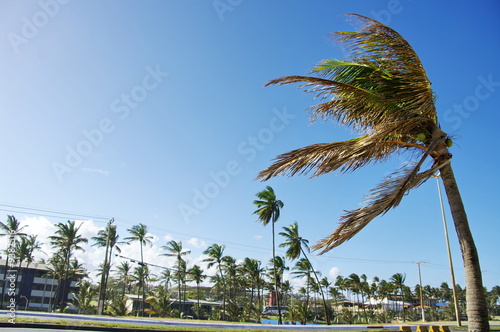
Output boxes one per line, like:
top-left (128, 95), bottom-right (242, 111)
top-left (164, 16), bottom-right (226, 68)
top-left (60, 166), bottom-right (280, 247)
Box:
top-left (9, 317), bottom-right (389, 332)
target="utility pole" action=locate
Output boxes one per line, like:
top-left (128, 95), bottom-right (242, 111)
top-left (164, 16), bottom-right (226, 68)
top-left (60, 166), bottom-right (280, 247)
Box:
top-left (97, 218), bottom-right (114, 315)
top-left (434, 174), bottom-right (461, 326)
top-left (415, 261), bottom-right (427, 322)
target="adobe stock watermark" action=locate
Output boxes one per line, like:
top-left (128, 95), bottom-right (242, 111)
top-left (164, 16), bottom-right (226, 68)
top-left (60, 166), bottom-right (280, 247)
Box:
top-left (443, 74), bottom-right (500, 130)
top-left (178, 107), bottom-right (295, 222)
top-left (5, 230), bottom-right (18, 324)
top-left (52, 65), bottom-right (169, 182)
top-left (7, 0), bottom-right (71, 54)
top-left (213, 0), bottom-right (243, 21)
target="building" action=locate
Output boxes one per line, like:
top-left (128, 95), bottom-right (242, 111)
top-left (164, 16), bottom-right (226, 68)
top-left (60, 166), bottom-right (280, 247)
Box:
top-left (0, 259), bottom-right (84, 312)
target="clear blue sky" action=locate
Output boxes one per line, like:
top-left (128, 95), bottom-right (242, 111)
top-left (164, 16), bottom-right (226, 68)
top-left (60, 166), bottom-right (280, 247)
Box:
top-left (1, 1), bottom-right (499, 291)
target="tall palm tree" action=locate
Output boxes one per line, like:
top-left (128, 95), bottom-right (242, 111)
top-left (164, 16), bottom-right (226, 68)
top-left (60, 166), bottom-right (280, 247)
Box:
top-left (203, 243), bottom-right (227, 320)
top-left (49, 220), bottom-right (88, 310)
top-left (258, 14), bottom-right (488, 331)
top-left (0, 215), bottom-right (27, 308)
top-left (253, 186), bottom-right (284, 324)
top-left (188, 264), bottom-right (205, 318)
top-left (162, 240), bottom-right (190, 316)
top-left (92, 222), bottom-right (127, 314)
top-left (390, 273), bottom-right (407, 320)
top-left (125, 223), bottom-right (153, 316)
top-left (279, 221), bottom-right (331, 324)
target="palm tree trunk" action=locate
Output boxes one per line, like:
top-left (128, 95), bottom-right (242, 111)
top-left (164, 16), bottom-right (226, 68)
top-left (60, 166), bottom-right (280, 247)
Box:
top-left (439, 163), bottom-right (489, 332)
top-left (271, 221), bottom-right (282, 324)
top-left (301, 247), bottom-right (331, 325)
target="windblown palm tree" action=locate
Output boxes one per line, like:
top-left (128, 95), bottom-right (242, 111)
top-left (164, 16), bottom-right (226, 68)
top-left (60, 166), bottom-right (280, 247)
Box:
top-left (279, 222), bottom-right (330, 324)
top-left (259, 14), bottom-right (488, 331)
top-left (125, 223), bottom-right (153, 316)
top-left (253, 186), bottom-right (284, 324)
top-left (49, 220), bottom-right (88, 310)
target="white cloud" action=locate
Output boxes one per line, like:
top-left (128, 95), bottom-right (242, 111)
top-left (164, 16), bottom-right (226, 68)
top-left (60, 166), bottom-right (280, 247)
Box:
top-left (187, 237), bottom-right (206, 249)
top-left (253, 235), bottom-right (263, 240)
top-left (329, 267), bottom-right (341, 280)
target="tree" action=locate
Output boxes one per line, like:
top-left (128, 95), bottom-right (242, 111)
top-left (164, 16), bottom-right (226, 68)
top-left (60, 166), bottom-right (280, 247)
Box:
top-left (49, 220), bottom-right (88, 310)
top-left (188, 264), bottom-right (205, 318)
top-left (0, 215), bottom-right (27, 308)
top-left (145, 285), bottom-right (172, 317)
top-left (92, 221), bottom-right (127, 315)
top-left (162, 240), bottom-right (190, 317)
top-left (253, 186), bottom-right (284, 324)
top-left (258, 14), bottom-right (488, 331)
top-left (203, 243), bottom-right (227, 320)
top-left (291, 258), bottom-right (313, 324)
top-left (15, 235), bottom-right (44, 308)
top-left (71, 280), bottom-right (97, 314)
top-left (390, 273), bottom-right (407, 320)
top-left (116, 261), bottom-right (133, 296)
top-left (125, 223), bottom-right (153, 316)
top-left (279, 221), bottom-right (331, 324)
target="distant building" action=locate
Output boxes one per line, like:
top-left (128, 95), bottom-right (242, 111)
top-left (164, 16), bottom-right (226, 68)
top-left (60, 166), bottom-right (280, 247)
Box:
top-left (0, 259), bottom-right (84, 312)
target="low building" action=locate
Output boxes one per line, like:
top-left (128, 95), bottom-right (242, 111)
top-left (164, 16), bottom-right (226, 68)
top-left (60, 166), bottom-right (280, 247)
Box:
top-left (0, 259), bottom-right (84, 312)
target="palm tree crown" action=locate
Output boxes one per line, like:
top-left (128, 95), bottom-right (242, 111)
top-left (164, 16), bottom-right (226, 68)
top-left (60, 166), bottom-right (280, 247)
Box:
top-left (259, 14), bottom-right (488, 331)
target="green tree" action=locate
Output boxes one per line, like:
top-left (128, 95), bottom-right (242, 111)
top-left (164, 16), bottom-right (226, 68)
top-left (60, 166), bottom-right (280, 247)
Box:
top-left (203, 243), bottom-right (227, 320)
top-left (49, 220), bottom-right (88, 310)
top-left (145, 285), bottom-right (172, 317)
top-left (116, 261), bottom-right (133, 296)
top-left (188, 264), bottom-right (205, 318)
top-left (92, 222), bottom-right (127, 314)
top-left (258, 14), bottom-right (488, 331)
top-left (0, 215), bottom-right (27, 308)
top-left (253, 186), bottom-right (284, 324)
top-left (124, 223), bottom-right (153, 316)
top-left (279, 221), bottom-right (331, 324)
top-left (162, 240), bottom-right (190, 317)
top-left (390, 273), bottom-right (407, 320)
top-left (71, 280), bottom-right (97, 314)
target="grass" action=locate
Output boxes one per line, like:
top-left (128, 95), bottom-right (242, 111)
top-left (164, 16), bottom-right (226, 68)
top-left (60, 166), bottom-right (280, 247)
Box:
top-left (9, 317), bottom-right (390, 332)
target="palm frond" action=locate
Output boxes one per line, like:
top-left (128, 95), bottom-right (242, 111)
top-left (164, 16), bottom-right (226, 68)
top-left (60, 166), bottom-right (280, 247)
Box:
top-left (311, 159), bottom-right (450, 254)
top-left (258, 119), bottom-right (427, 180)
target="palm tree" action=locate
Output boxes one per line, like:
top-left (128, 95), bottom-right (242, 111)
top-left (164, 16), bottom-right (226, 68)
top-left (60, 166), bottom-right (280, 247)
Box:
top-left (253, 186), bottom-right (284, 324)
top-left (188, 264), bottom-right (205, 318)
top-left (49, 220), bottom-right (88, 310)
top-left (71, 280), bottom-right (97, 314)
top-left (0, 215), bottom-right (27, 308)
top-left (15, 235), bottom-right (44, 308)
top-left (292, 258), bottom-right (313, 324)
top-left (390, 273), bottom-right (407, 320)
top-left (279, 221), bottom-right (331, 324)
top-left (131, 264), bottom-right (150, 316)
top-left (258, 14), bottom-right (488, 331)
top-left (203, 243), bottom-right (227, 320)
top-left (145, 284), bottom-right (172, 317)
top-left (116, 261), bottom-right (133, 296)
top-left (92, 222), bottom-right (127, 314)
top-left (125, 223), bottom-right (153, 316)
top-left (162, 240), bottom-right (190, 317)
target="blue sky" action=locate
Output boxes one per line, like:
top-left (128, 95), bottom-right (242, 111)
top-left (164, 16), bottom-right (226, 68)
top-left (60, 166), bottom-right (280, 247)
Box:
top-left (1, 1), bottom-right (499, 291)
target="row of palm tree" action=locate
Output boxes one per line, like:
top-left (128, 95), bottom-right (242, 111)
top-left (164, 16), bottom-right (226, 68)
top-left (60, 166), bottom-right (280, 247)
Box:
top-left (1, 214), bottom-right (499, 324)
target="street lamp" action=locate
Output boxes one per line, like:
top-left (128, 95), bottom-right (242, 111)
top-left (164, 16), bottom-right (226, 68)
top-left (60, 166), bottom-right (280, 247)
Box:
top-left (432, 172), bottom-right (461, 326)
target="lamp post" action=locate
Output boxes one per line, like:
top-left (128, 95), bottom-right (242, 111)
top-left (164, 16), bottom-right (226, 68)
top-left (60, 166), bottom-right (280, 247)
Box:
top-left (432, 173), bottom-right (461, 326)
top-left (415, 261), bottom-right (427, 322)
